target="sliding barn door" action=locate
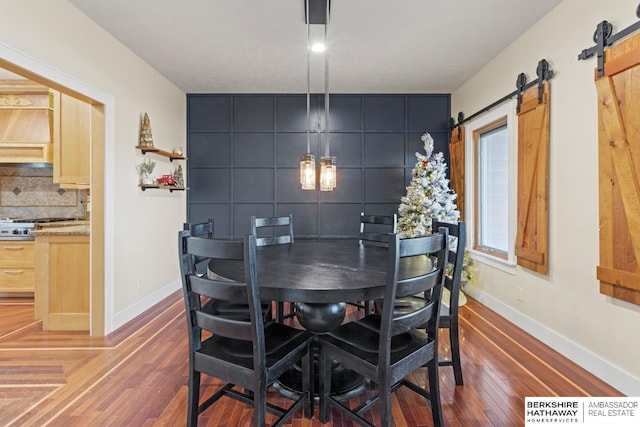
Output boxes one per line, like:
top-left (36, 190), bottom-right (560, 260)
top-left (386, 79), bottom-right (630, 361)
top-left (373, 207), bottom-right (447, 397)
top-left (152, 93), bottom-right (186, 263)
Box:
top-left (595, 32), bottom-right (640, 305)
top-left (515, 82), bottom-right (550, 274)
top-left (450, 127), bottom-right (465, 219)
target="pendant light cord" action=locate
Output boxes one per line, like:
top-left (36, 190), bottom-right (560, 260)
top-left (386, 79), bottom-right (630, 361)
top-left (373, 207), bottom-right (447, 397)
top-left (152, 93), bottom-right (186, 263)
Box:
top-left (324, 0), bottom-right (330, 157)
top-left (306, 0), bottom-right (311, 154)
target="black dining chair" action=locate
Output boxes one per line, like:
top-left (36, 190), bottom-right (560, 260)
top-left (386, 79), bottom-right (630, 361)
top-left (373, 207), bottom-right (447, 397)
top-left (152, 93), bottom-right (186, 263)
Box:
top-left (251, 214), bottom-right (296, 323)
top-left (354, 213), bottom-right (398, 314)
top-left (184, 219), bottom-right (271, 321)
top-left (359, 212), bottom-right (397, 247)
top-left (178, 230), bottom-right (314, 427)
top-left (318, 229), bottom-right (448, 427)
top-left (432, 220), bottom-right (466, 386)
top-left (369, 221), bottom-right (468, 386)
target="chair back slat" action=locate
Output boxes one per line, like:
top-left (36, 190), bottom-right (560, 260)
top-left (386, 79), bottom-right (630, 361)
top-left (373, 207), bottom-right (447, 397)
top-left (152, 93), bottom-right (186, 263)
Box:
top-left (190, 275), bottom-right (248, 302)
top-left (396, 269), bottom-right (441, 298)
top-left (359, 231), bottom-right (392, 245)
top-left (256, 234), bottom-right (292, 246)
top-left (186, 236), bottom-right (245, 260)
top-left (251, 214), bottom-right (294, 247)
top-left (194, 310), bottom-right (254, 341)
top-left (360, 214), bottom-right (397, 226)
top-left (390, 300), bottom-right (435, 336)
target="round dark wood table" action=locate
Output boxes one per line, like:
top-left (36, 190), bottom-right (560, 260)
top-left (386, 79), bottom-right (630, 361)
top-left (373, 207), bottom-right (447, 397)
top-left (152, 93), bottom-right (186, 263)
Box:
top-left (208, 239), bottom-right (390, 399)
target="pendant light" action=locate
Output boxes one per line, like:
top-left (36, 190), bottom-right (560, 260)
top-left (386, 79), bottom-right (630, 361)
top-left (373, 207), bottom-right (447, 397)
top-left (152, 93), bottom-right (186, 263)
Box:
top-left (300, 0), bottom-right (316, 190)
top-left (319, 0), bottom-right (336, 191)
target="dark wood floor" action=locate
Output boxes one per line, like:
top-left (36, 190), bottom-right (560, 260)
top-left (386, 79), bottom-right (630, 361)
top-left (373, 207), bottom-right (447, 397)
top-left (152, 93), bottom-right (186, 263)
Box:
top-left (0, 293), bottom-right (621, 426)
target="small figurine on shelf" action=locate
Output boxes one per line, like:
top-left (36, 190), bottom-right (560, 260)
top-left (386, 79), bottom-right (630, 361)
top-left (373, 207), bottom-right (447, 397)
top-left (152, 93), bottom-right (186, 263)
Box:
top-left (173, 164), bottom-right (184, 187)
top-left (139, 112), bottom-right (154, 147)
top-left (137, 158), bottom-right (156, 185)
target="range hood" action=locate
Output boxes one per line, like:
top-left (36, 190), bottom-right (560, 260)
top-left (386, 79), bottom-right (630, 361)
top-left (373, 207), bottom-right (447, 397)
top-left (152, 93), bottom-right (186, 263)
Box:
top-left (0, 80), bottom-right (53, 163)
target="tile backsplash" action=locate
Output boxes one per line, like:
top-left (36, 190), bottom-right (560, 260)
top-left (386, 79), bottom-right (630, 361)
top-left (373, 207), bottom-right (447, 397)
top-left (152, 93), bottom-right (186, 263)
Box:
top-left (0, 166), bottom-right (87, 219)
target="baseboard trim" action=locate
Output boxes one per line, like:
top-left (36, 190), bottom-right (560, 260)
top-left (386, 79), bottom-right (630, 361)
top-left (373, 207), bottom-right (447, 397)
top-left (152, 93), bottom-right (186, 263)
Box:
top-left (464, 286), bottom-right (640, 396)
top-left (112, 279), bottom-right (181, 331)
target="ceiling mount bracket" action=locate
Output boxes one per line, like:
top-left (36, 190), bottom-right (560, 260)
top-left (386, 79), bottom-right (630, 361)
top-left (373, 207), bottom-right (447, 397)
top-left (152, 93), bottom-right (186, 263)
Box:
top-left (304, 0), bottom-right (331, 24)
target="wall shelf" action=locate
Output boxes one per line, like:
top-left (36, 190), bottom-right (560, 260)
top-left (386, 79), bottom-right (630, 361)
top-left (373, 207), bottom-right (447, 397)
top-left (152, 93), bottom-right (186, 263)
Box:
top-left (136, 145), bottom-right (187, 161)
top-left (136, 143), bottom-right (186, 192)
top-left (139, 184), bottom-right (187, 192)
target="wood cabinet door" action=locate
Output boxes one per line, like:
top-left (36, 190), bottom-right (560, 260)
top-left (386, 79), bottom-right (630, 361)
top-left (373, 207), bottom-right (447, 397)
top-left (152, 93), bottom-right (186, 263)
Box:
top-left (595, 32), bottom-right (640, 305)
top-left (53, 91), bottom-right (90, 188)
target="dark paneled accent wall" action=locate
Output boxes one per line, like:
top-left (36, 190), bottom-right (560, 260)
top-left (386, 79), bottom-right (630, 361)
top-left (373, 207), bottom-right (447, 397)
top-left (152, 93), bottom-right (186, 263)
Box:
top-left (187, 94), bottom-right (450, 239)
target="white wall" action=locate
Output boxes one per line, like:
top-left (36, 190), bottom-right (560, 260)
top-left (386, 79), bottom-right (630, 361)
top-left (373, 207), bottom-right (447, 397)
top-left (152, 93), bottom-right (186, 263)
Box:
top-left (453, 0), bottom-right (640, 395)
top-left (0, 0), bottom-right (187, 332)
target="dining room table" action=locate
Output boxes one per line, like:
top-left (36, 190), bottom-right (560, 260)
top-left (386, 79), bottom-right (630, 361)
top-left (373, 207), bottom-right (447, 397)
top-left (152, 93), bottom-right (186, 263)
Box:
top-left (207, 238), bottom-right (435, 400)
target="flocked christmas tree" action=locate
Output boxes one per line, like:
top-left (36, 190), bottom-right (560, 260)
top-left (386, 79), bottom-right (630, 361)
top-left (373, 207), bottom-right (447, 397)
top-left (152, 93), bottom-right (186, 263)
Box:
top-left (398, 132), bottom-right (460, 238)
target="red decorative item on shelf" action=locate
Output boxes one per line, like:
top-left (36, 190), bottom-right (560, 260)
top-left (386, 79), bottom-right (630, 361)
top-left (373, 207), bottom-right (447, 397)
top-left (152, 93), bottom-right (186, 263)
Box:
top-left (156, 174), bottom-right (176, 186)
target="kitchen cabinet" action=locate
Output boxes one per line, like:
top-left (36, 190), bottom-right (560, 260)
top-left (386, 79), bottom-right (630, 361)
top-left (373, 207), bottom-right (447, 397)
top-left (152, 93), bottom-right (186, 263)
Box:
top-left (52, 90), bottom-right (90, 189)
top-left (0, 81), bottom-right (53, 163)
top-left (0, 241), bottom-right (35, 293)
top-left (34, 234), bottom-right (89, 331)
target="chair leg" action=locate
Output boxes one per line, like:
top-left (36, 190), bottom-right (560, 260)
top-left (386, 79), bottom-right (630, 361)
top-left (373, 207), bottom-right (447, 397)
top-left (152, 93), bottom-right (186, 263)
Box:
top-left (276, 301), bottom-right (285, 323)
top-left (379, 380), bottom-right (393, 427)
top-left (187, 370), bottom-right (200, 427)
top-left (319, 345), bottom-right (332, 423)
top-left (364, 300), bottom-right (371, 314)
top-left (288, 301), bottom-right (296, 318)
top-left (254, 384), bottom-right (267, 427)
top-left (428, 361), bottom-right (444, 427)
top-left (301, 343), bottom-right (314, 419)
top-left (450, 319), bottom-right (464, 386)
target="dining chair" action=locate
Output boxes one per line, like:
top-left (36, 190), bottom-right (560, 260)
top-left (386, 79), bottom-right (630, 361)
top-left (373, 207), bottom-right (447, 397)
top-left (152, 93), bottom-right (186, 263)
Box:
top-left (178, 230), bottom-right (314, 427)
top-left (184, 219), bottom-right (271, 321)
top-left (358, 212), bottom-right (397, 247)
top-left (318, 229), bottom-right (448, 427)
top-left (251, 214), bottom-right (296, 323)
top-left (432, 220), bottom-right (466, 386)
top-left (354, 212), bottom-right (398, 314)
top-left (370, 221), bottom-right (468, 386)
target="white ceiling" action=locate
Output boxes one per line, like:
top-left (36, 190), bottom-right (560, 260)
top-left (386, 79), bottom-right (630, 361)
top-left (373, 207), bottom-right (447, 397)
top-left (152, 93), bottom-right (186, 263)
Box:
top-left (64, 0), bottom-right (562, 94)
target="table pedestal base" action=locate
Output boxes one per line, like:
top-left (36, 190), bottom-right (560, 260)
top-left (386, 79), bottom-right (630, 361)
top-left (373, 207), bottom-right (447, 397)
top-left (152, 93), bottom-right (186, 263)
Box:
top-left (274, 302), bottom-right (367, 401)
top-left (274, 356), bottom-right (367, 402)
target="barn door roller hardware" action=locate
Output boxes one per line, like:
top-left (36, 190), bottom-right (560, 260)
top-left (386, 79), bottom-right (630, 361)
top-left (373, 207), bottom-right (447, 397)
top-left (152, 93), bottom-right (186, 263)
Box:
top-left (450, 59), bottom-right (553, 131)
top-left (578, 3), bottom-right (640, 77)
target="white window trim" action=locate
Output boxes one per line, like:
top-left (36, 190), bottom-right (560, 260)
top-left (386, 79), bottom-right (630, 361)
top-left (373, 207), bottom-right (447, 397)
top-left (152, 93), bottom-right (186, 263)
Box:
top-left (464, 100), bottom-right (517, 274)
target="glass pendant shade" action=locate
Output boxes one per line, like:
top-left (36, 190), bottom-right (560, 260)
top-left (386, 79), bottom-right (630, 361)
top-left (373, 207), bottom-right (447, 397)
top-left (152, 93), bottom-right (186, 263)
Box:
top-left (300, 153), bottom-right (316, 190)
top-left (320, 156), bottom-right (336, 191)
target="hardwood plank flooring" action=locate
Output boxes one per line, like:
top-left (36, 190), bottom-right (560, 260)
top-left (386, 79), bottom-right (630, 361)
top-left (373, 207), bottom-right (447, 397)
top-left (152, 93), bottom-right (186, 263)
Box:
top-left (0, 294), bottom-right (622, 426)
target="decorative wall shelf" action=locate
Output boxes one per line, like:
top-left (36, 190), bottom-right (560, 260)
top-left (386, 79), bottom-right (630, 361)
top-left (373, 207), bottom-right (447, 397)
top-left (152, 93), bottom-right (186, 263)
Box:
top-left (139, 184), bottom-right (188, 192)
top-left (136, 145), bottom-right (187, 161)
top-left (136, 144), bottom-right (186, 192)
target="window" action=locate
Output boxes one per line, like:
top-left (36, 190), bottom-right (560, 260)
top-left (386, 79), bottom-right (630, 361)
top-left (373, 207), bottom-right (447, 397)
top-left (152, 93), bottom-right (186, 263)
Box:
top-left (475, 122), bottom-right (508, 256)
top-left (465, 101), bottom-right (516, 269)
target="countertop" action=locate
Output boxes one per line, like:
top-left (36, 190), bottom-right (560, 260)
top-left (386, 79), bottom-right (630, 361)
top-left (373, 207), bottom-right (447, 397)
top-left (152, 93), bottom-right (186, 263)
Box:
top-left (29, 220), bottom-right (90, 236)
